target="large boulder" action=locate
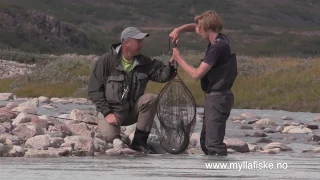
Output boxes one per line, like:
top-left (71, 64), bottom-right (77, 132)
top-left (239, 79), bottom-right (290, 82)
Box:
top-left (308, 134), bottom-right (320, 142)
top-left (50, 98), bottom-right (69, 104)
top-left (1, 145), bottom-right (25, 157)
top-left (189, 133), bottom-right (200, 147)
top-left (0, 125), bottom-right (6, 134)
top-left (49, 137), bottom-right (65, 148)
top-left (12, 123), bottom-right (44, 141)
top-left (31, 117), bottom-right (49, 129)
top-left (6, 102), bottom-right (18, 110)
top-left (113, 138), bottom-right (128, 149)
top-left (0, 93), bottom-right (14, 101)
top-left (47, 124), bottom-right (73, 138)
top-left (0, 108), bottom-right (16, 123)
top-left (25, 135), bottom-right (51, 150)
top-left (67, 123), bottom-right (91, 137)
top-left (24, 148), bottom-right (70, 158)
top-left (38, 96), bottom-right (51, 104)
top-left (254, 118), bottom-right (275, 125)
top-left (11, 106), bottom-right (37, 114)
top-left (313, 117), bottom-right (320, 122)
top-left (105, 148), bottom-right (140, 156)
top-left (12, 112), bottom-right (32, 126)
top-left (282, 126), bottom-right (312, 134)
top-left (240, 112), bottom-right (259, 119)
top-left (69, 109), bottom-right (99, 124)
top-left (263, 142), bottom-right (293, 151)
top-left (223, 138), bottom-right (250, 153)
top-left (0, 133), bottom-right (21, 145)
top-left (313, 147), bottom-right (320, 153)
top-left (68, 98), bottom-right (90, 104)
top-left (61, 136), bottom-right (108, 153)
top-left (18, 98), bottom-right (39, 108)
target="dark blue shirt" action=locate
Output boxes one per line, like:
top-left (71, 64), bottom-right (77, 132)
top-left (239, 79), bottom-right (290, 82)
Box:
top-left (200, 33), bottom-right (237, 93)
top-left (202, 33), bottom-right (231, 67)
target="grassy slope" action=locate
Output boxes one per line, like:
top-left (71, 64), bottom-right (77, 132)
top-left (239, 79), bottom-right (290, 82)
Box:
top-left (1, 53), bottom-right (319, 112)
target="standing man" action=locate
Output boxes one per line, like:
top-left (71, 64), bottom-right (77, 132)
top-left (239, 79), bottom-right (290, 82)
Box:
top-left (169, 11), bottom-right (238, 156)
top-left (88, 27), bottom-right (175, 154)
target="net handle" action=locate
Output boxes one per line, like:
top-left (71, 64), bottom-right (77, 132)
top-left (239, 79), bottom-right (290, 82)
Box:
top-left (168, 38), bottom-right (178, 69)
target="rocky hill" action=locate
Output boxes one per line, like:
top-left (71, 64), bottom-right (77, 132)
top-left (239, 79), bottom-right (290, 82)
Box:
top-left (0, 7), bottom-right (104, 54)
top-left (0, 0), bottom-right (320, 56)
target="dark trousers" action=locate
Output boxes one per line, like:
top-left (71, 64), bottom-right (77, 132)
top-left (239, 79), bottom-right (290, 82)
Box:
top-left (200, 93), bottom-right (234, 155)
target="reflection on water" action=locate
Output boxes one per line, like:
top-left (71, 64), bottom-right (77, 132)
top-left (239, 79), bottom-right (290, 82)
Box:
top-left (1, 153), bottom-right (319, 180)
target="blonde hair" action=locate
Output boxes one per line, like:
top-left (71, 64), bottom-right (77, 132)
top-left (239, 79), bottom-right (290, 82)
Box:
top-left (194, 10), bottom-right (223, 33)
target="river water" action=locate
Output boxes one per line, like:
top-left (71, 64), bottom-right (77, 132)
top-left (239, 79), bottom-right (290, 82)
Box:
top-left (0, 153), bottom-right (319, 180)
top-left (1, 100), bottom-right (320, 179)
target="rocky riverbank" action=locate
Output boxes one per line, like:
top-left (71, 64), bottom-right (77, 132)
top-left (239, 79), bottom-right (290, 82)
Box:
top-left (0, 60), bottom-right (35, 79)
top-left (1, 92), bottom-right (320, 158)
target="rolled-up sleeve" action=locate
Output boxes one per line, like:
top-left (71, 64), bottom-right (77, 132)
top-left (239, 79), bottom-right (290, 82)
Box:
top-left (148, 58), bottom-right (176, 83)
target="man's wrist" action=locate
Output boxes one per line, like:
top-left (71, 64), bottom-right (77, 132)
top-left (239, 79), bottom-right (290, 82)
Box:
top-left (102, 110), bottom-right (112, 117)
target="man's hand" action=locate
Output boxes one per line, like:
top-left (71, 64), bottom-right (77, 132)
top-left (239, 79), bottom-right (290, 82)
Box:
top-left (169, 28), bottom-right (180, 44)
top-left (106, 113), bottom-right (119, 126)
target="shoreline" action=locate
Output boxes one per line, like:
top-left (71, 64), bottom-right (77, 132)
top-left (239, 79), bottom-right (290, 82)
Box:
top-left (1, 93), bottom-right (320, 114)
top-left (1, 94), bottom-right (320, 158)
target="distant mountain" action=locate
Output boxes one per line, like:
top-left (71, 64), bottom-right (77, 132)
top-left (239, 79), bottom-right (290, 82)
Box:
top-left (0, 0), bottom-right (320, 56)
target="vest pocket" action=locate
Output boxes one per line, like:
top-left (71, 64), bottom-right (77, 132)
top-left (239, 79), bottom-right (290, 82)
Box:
top-left (105, 75), bottom-right (125, 104)
top-left (134, 73), bottom-right (148, 101)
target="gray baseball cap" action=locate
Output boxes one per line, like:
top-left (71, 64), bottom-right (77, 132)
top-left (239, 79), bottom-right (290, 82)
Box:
top-left (120, 27), bottom-right (149, 42)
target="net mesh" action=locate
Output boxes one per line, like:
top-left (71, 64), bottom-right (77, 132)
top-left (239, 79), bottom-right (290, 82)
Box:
top-left (157, 74), bottom-right (196, 154)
